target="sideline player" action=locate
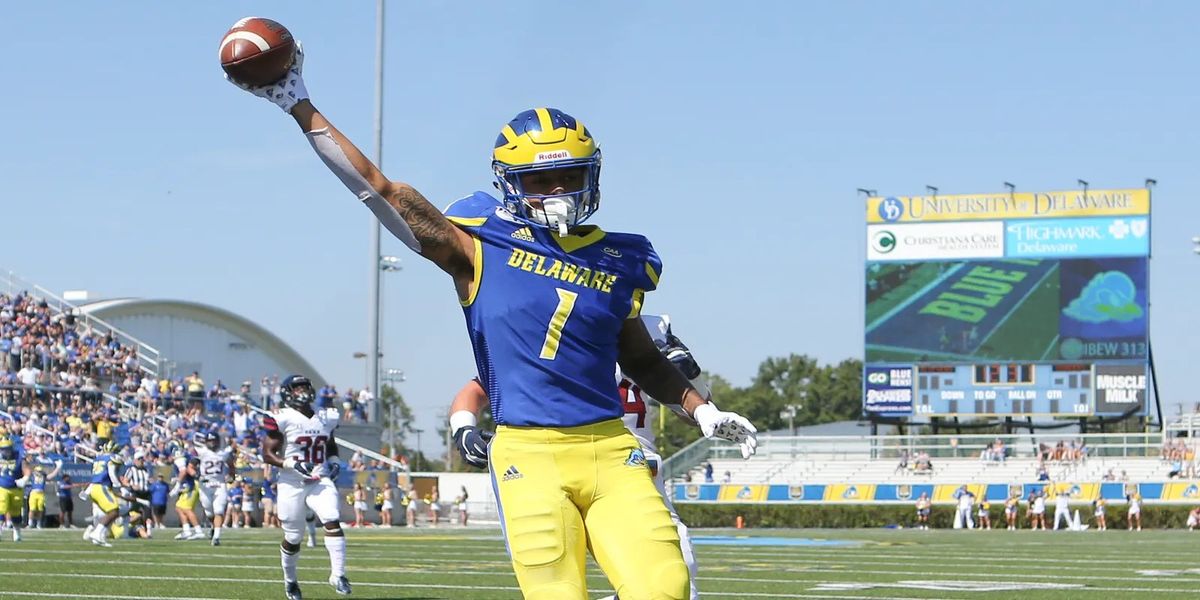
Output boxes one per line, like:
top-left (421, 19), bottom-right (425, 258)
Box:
top-left (0, 436), bottom-right (31, 541)
top-left (261, 375), bottom-right (350, 599)
top-left (449, 314), bottom-right (709, 600)
top-left (26, 461), bottom-right (62, 529)
top-left (197, 432), bottom-right (235, 545)
top-left (231, 43), bottom-right (757, 600)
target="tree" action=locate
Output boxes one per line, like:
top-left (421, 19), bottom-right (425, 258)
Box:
top-left (655, 355), bottom-right (864, 457)
top-left (378, 384), bottom-right (416, 459)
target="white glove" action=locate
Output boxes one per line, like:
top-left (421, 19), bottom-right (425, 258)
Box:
top-left (693, 403), bottom-right (758, 459)
top-left (226, 42), bottom-right (309, 114)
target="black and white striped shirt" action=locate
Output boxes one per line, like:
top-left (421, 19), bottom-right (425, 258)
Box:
top-left (123, 464), bottom-right (151, 492)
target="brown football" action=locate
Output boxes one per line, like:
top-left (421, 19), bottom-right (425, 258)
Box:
top-left (219, 17), bottom-right (295, 86)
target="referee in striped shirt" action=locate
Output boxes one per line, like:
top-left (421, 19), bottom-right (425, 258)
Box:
top-left (122, 451), bottom-right (152, 507)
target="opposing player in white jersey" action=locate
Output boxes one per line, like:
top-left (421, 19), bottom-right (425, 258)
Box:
top-left (262, 375), bottom-right (350, 599)
top-left (450, 314), bottom-right (707, 600)
top-left (196, 431), bottom-right (234, 545)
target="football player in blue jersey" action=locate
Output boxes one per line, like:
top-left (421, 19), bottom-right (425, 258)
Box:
top-left (231, 43), bottom-right (757, 600)
top-left (0, 436), bottom-right (31, 542)
top-left (82, 441), bottom-right (125, 547)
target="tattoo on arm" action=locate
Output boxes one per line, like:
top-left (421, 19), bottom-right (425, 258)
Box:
top-left (389, 184), bottom-right (470, 274)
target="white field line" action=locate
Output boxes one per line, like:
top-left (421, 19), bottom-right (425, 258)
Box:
top-left (8, 546), bottom-right (1200, 580)
top-left (6, 570), bottom-right (1199, 600)
top-left (0, 570), bottom-right (964, 600)
top-left (0, 594), bottom-right (237, 600)
top-left (7, 556), bottom-right (1200, 590)
top-left (17, 539), bottom-right (1197, 569)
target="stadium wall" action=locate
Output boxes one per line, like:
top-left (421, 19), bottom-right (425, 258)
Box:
top-left (673, 481), bottom-right (1200, 504)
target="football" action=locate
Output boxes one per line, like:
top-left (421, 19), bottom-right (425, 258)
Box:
top-left (219, 17), bottom-right (295, 86)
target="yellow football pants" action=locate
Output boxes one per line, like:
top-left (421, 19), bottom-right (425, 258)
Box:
top-left (0, 488), bottom-right (21, 518)
top-left (489, 418), bottom-right (689, 600)
top-left (28, 490), bottom-right (45, 512)
top-left (88, 485), bottom-right (119, 513)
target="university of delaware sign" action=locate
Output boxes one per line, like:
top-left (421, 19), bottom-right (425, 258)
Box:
top-left (867, 189), bottom-right (1149, 223)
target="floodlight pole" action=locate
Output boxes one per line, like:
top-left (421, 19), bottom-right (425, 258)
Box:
top-left (367, 0), bottom-right (385, 422)
top-left (1077, 179), bottom-right (1089, 198)
top-left (925, 185), bottom-right (938, 198)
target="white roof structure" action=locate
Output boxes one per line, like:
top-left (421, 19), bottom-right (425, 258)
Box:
top-left (79, 298), bottom-right (325, 387)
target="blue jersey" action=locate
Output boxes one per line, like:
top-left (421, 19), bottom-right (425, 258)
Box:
top-left (91, 453), bottom-right (120, 486)
top-left (0, 453), bottom-right (22, 489)
top-left (228, 486), bottom-right (243, 503)
top-left (445, 192), bottom-right (661, 427)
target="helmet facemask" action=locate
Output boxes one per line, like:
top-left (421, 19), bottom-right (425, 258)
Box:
top-left (494, 155), bottom-right (601, 236)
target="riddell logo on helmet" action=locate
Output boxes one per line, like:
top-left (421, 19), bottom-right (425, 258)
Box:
top-left (534, 150), bottom-right (572, 162)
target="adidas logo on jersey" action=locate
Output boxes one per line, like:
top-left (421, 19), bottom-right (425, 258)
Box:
top-left (510, 227), bottom-right (535, 242)
top-left (502, 465), bottom-right (523, 481)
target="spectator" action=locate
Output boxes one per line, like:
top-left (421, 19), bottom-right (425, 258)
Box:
top-left (186, 372), bottom-right (204, 407)
top-left (703, 461), bottom-right (714, 483)
top-left (721, 471), bottom-right (732, 484)
top-left (357, 387), bottom-right (373, 423)
top-left (259, 376), bottom-right (272, 408)
top-left (1187, 506), bottom-right (1200, 532)
top-left (914, 452), bottom-right (933, 474)
top-left (895, 450), bottom-right (910, 474)
top-left (1036, 462), bottom-right (1050, 482)
top-left (149, 475), bottom-right (170, 529)
top-left (56, 474), bottom-right (75, 528)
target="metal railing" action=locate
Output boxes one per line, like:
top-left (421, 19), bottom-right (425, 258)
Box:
top-left (1, 269), bottom-right (162, 377)
top-left (666, 431), bottom-right (1171, 481)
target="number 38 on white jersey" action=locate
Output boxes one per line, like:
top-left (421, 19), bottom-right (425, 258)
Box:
top-left (263, 407), bottom-right (340, 486)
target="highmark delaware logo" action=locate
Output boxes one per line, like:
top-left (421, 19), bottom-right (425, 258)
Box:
top-left (870, 230), bottom-right (897, 254)
top-left (878, 197), bottom-right (904, 222)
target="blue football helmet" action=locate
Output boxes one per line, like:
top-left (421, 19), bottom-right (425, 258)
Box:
top-left (492, 108), bottom-right (601, 234)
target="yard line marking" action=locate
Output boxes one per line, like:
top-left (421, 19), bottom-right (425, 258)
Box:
top-left (0, 593), bottom-right (236, 600)
top-left (0, 572), bottom-right (962, 600)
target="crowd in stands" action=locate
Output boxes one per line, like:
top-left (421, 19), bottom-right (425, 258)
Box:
top-left (1162, 439), bottom-right (1197, 479)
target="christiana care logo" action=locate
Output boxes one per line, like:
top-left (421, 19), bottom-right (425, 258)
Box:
top-left (871, 230), bottom-right (897, 254)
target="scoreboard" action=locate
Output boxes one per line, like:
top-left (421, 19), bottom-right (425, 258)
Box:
top-left (862, 188), bottom-right (1151, 420)
top-left (909, 363), bottom-right (1146, 417)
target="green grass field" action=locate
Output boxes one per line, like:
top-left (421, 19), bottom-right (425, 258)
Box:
top-left (2, 526), bottom-right (1199, 599)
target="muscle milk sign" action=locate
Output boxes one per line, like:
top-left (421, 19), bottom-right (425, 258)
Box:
top-left (1094, 364), bottom-right (1147, 414)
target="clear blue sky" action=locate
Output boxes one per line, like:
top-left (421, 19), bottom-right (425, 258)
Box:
top-left (4, 2), bottom-right (1198, 455)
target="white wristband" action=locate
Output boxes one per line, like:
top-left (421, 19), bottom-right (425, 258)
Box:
top-left (450, 410), bottom-right (478, 437)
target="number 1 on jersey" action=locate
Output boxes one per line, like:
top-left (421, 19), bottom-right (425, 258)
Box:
top-left (540, 288), bottom-right (578, 360)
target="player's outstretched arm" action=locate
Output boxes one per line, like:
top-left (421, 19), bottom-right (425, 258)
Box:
top-left (227, 45), bottom-right (475, 283)
top-left (289, 101), bottom-right (475, 280)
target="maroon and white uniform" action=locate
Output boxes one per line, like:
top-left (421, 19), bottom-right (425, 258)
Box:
top-left (616, 364), bottom-right (700, 600)
top-left (264, 407), bottom-right (342, 539)
top-left (197, 446), bottom-right (233, 517)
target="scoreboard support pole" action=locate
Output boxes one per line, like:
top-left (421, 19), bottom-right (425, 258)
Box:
top-left (1149, 342), bottom-right (1164, 429)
